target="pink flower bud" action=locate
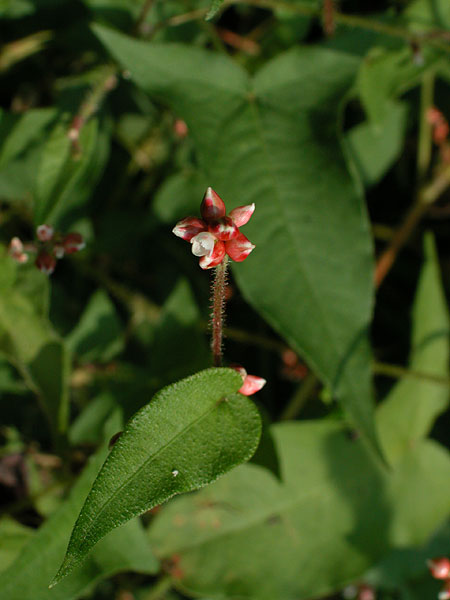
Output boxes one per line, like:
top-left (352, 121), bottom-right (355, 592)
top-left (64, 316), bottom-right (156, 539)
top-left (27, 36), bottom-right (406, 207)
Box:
top-left (208, 216), bottom-right (239, 241)
top-left (358, 585), bottom-right (375, 600)
top-left (174, 119), bottom-right (188, 139)
top-left (172, 217), bottom-right (206, 241)
top-left (36, 224), bottom-right (54, 242)
top-left (225, 232), bottom-right (255, 262)
top-left (228, 203), bottom-right (255, 227)
top-left (199, 240), bottom-right (226, 269)
top-left (63, 233), bottom-right (85, 254)
top-left (428, 557), bottom-right (450, 580)
top-left (232, 365), bottom-right (266, 396)
top-left (8, 237), bottom-right (28, 264)
top-left (200, 187), bottom-right (226, 221)
top-left (35, 252), bottom-right (56, 275)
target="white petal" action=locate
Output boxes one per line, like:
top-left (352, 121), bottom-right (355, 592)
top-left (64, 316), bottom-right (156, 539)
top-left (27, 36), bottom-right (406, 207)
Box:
top-left (191, 232), bottom-right (216, 257)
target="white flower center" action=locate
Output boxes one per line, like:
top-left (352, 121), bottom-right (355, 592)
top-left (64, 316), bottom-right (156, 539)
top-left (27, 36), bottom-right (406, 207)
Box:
top-left (191, 232), bottom-right (216, 257)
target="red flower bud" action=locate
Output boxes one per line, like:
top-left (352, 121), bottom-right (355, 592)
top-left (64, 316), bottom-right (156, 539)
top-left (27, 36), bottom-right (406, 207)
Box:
top-left (428, 557), bottom-right (450, 580)
top-left (63, 232), bottom-right (85, 254)
top-left (200, 187), bottom-right (226, 221)
top-left (35, 252), bottom-right (56, 275)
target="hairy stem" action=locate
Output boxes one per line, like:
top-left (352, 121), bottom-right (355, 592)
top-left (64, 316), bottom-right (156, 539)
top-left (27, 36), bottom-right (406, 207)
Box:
top-left (211, 256), bottom-right (229, 366)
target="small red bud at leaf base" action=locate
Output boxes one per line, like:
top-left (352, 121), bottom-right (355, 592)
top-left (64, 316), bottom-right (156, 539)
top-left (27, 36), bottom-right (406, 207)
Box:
top-left (225, 232), bottom-right (255, 262)
top-left (36, 252), bottom-right (56, 275)
top-left (200, 187), bottom-right (226, 221)
top-left (358, 585), bottom-right (375, 600)
top-left (9, 237), bottom-right (28, 264)
top-left (232, 365), bottom-right (266, 396)
top-left (172, 217), bottom-right (206, 241)
top-left (63, 232), bottom-right (85, 254)
top-left (208, 216), bottom-right (239, 241)
top-left (199, 240), bottom-right (226, 269)
top-left (228, 203), bottom-right (255, 227)
top-left (36, 224), bottom-right (54, 242)
top-left (428, 557), bottom-right (450, 580)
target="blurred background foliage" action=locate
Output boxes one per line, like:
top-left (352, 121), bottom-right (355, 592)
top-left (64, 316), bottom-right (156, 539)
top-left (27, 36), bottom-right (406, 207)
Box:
top-left (1, 0), bottom-right (450, 599)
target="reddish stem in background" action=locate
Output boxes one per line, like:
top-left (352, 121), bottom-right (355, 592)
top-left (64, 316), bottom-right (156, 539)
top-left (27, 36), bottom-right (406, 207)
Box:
top-left (211, 256), bottom-right (229, 366)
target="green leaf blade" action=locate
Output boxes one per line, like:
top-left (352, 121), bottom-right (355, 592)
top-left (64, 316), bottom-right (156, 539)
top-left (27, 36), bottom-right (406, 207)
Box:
top-left (52, 368), bottom-right (261, 585)
top-left (377, 233), bottom-right (450, 464)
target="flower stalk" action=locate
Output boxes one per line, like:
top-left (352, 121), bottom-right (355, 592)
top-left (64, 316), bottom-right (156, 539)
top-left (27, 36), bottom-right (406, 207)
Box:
top-left (211, 255), bottom-right (229, 366)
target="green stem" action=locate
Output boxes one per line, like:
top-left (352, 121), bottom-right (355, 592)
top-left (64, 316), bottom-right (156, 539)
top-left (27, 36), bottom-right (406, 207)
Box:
top-left (373, 360), bottom-right (450, 386)
top-left (417, 70), bottom-right (435, 185)
top-left (279, 372), bottom-right (318, 421)
top-left (211, 256), bottom-right (229, 366)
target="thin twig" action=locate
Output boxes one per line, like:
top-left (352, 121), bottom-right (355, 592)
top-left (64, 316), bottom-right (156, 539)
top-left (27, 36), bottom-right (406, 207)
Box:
top-left (373, 361), bottom-right (450, 386)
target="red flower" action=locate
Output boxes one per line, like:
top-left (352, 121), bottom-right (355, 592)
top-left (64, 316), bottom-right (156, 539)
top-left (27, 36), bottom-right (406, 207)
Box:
top-left (172, 187), bottom-right (255, 269)
top-left (428, 557), bottom-right (450, 580)
top-left (232, 365), bottom-right (266, 396)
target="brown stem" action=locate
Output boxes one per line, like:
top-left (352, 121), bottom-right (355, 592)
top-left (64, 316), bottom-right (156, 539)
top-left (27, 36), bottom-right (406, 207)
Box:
top-left (133, 0), bottom-right (156, 36)
top-left (211, 256), bottom-right (229, 366)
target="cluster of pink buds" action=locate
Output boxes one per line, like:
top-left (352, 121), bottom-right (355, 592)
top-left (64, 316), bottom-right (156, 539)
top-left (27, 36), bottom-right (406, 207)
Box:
top-left (232, 365), bottom-right (266, 396)
top-left (427, 107), bottom-right (450, 164)
top-left (9, 224), bottom-right (85, 275)
top-left (428, 557), bottom-right (450, 599)
top-left (172, 187), bottom-right (255, 269)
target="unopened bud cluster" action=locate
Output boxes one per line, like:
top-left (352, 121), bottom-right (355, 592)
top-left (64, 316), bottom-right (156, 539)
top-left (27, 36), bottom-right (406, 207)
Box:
top-left (428, 557), bottom-right (450, 599)
top-left (9, 224), bottom-right (85, 275)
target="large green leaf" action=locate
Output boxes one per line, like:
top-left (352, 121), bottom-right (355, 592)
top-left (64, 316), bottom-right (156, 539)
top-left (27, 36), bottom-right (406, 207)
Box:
top-left (66, 289), bottom-right (124, 363)
top-left (0, 414), bottom-right (159, 600)
top-left (93, 25), bottom-right (379, 452)
top-left (377, 233), bottom-right (450, 465)
top-left (0, 251), bottom-right (70, 437)
top-left (52, 368), bottom-right (261, 584)
top-left (148, 421), bottom-right (450, 600)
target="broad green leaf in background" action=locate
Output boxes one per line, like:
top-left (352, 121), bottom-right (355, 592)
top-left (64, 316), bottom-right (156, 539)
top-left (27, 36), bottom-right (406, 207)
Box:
top-left (0, 518), bottom-right (33, 573)
top-left (0, 0), bottom-right (35, 18)
top-left (34, 115), bottom-right (110, 227)
top-left (69, 392), bottom-right (117, 446)
top-left (0, 108), bottom-right (57, 203)
top-left (0, 251), bottom-right (70, 438)
top-left (66, 289), bottom-right (124, 363)
top-left (93, 25), bottom-right (379, 452)
top-left (148, 421), bottom-right (450, 600)
top-left (0, 414), bottom-right (159, 600)
top-left (377, 233), bottom-right (450, 465)
top-left (152, 170), bottom-right (208, 225)
top-left (146, 278), bottom-right (210, 385)
top-left (345, 101), bottom-right (408, 187)
top-left (52, 368), bottom-right (261, 584)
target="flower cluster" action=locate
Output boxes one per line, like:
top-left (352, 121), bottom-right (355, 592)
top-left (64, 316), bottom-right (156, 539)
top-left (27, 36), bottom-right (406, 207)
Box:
top-left (172, 187), bottom-right (255, 269)
top-left (428, 557), bottom-right (450, 599)
top-left (9, 224), bottom-right (85, 275)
